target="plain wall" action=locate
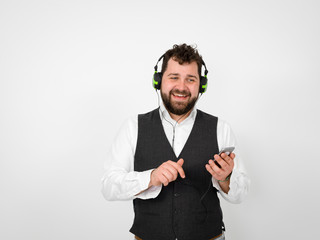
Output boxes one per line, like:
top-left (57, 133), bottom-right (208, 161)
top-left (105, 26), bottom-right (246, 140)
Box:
top-left (1, 0), bottom-right (319, 239)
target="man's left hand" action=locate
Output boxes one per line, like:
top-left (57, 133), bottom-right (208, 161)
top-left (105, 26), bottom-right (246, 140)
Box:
top-left (205, 152), bottom-right (235, 182)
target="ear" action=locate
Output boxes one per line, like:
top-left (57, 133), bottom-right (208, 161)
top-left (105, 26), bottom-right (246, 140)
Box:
top-left (199, 76), bottom-right (208, 93)
top-left (153, 72), bottom-right (162, 90)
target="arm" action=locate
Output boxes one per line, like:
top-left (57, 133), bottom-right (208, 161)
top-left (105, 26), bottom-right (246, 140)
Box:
top-left (206, 119), bottom-right (250, 204)
top-left (101, 116), bottom-right (162, 201)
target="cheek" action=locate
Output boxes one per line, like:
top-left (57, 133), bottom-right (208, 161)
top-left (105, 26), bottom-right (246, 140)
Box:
top-left (160, 79), bottom-right (169, 91)
top-left (161, 84), bottom-right (170, 94)
top-left (161, 82), bottom-right (175, 93)
top-left (191, 85), bottom-right (200, 96)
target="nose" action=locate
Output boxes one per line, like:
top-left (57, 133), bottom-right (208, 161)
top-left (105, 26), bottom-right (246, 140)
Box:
top-left (175, 79), bottom-right (187, 91)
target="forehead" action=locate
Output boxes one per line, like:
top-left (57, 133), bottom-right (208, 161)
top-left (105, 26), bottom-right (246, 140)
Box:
top-left (165, 58), bottom-right (199, 76)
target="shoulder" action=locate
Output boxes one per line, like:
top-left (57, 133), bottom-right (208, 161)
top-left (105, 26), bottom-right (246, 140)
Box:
top-left (196, 109), bottom-right (218, 122)
top-left (122, 108), bottom-right (159, 131)
top-left (216, 118), bottom-right (237, 147)
top-left (197, 109), bottom-right (234, 137)
top-left (122, 108), bottom-right (158, 126)
top-left (217, 118), bottom-right (232, 132)
top-left (138, 108), bottom-right (159, 118)
top-left (116, 114), bottom-right (138, 140)
top-left (138, 108), bottom-right (160, 122)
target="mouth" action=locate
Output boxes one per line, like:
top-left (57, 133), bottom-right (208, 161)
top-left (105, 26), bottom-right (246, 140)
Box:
top-left (171, 92), bottom-right (190, 100)
top-left (173, 93), bottom-right (187, 98)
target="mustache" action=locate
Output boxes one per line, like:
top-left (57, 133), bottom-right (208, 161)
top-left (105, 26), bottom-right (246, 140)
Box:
top-left (170, 89), bottom-right (191, 96)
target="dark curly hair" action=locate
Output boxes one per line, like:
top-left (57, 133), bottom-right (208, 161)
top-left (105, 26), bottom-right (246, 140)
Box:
top-left (161, 43), bottom-right (203, 78)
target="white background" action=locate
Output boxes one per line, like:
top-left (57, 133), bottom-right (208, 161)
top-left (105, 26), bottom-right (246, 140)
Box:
top-left (1, 0), bottom-right (319, 239)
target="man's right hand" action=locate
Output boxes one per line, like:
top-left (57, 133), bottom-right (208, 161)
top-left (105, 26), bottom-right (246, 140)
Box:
top-left (149, 158), bottom-right (185, 187)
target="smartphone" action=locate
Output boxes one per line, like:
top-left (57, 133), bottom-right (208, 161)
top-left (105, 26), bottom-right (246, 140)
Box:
top-left (214, 147), bottom-right (235, 168)
top-left (218, 146), bottom-right (235, 156)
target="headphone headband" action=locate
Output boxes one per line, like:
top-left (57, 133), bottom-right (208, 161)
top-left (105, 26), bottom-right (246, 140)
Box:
top-left (154, 54), bottom-right (165, 72)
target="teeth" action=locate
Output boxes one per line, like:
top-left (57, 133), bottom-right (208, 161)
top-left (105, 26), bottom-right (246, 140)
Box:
top-left (174, 94), bottom-right (186, 97)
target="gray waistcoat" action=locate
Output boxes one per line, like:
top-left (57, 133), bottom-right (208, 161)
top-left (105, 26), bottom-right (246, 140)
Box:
top-left (130, 108), bottom-right (223, 240)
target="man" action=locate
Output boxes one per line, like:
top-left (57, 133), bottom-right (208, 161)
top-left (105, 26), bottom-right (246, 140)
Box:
top-left (101, 44), bottom-right (250, 240)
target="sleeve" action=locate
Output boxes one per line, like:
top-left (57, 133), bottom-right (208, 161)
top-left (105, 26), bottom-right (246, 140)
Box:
top-left (211, 119), bottom-right (250, 204)
top-left (101, 115), bottom-right (162, 201)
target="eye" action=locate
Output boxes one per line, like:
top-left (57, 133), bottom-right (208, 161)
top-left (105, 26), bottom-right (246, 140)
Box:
top-left (170, 77), bottom-right (178, 80)
top-left (187, 78), bottom-right (195, 82)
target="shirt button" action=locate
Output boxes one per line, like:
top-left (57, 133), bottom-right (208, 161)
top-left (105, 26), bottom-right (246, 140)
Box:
top-left (174, 193), bottom-right (180, 197)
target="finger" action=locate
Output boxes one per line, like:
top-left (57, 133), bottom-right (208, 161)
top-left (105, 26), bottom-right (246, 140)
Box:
top-left (208, 159), bottom-right (224, 176)
top-left (159, 173), bottom-right (170, 186)
top-left (205, 164), bottom-right (222, 180)
top-left (219, 154), bottom-right (235, 173)
top-left (213, 159), bottom-right (221, 168)
top-left (205, 163), bottom-right (215, 176)
top-left (206, 162), bottom-right (230, 181)
top-left (229, 153), bottom-right (235, 160)
top-left (177, 158), bottom-right (184, 166)
top-left (161, 168), bottom-right (175, 182)
top-left (168, 160), bottom-right (185, 178)
top-left (163, 164), bottom-right (178, 180)
top-left (214, 155), bottom-right (229, 169)
top-left (213, 160), bottom-right (233, 178)
top-left (214, 153), bottom-right (231, 169)
top-left (220, 153), bottom-right (233, 165)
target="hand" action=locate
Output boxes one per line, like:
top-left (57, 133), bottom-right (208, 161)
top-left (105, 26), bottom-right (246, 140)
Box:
top-left (205, 153), bottom-right (235, 181)
top-left (149, 159), bottom-right (185, 187)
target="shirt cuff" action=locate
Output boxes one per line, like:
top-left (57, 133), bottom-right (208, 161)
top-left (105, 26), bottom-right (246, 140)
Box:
top-left (134, 169), bottom-right (162, 200)
top-left (211, 170), bottom-right (249, 204)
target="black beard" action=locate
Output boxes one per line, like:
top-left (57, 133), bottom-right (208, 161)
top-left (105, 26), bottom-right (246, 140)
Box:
top-left (161, 89), bottom-right (198, 116)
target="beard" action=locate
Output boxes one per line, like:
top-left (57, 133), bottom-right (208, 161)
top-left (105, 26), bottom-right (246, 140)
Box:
top-left (161, 89), bottom-right (198, 116)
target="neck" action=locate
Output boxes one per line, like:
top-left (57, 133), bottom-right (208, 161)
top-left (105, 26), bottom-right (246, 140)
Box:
top-left (168, 108), bottom-right (193, 123)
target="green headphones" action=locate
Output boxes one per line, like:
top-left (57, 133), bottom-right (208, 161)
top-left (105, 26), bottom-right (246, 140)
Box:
top-left (152, 54), bottom-right (209, 94)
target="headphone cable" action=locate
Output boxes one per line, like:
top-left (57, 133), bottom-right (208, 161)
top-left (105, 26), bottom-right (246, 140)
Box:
top-left (156, 90), bottom-right (188, 152)
top-left (156, 90), bottom-right (203, 153)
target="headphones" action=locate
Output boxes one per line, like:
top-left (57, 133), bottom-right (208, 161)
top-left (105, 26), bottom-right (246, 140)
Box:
top-left (152, 54), bottom-right (209, 94)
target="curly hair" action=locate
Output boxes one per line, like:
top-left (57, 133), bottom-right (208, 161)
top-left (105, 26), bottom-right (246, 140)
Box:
top-left (161, 43), bottom-right (203, 78)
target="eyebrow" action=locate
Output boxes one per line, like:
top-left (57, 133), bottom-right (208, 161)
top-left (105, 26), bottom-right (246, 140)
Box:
top-left (167, 73), bottom-right (179, 77)
top-left (187, 74), bottom-right (198, 79)
top-left (167, 73), bottom-right (198, 79)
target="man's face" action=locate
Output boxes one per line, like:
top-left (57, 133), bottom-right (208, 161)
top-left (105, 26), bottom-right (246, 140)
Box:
top-left (160, 58), bottom-right (200, 116)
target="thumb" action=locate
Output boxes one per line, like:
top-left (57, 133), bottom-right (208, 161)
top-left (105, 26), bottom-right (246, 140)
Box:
top-left (177, 158), bottom-right (184, 166)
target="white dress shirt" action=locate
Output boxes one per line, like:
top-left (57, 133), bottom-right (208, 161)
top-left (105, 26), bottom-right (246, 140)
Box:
top-left (101, 102), bottom-right (250, 204)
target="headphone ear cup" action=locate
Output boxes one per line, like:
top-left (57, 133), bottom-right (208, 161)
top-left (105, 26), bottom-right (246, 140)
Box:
top-left (199, 76), bottom-right (208, 93)
top-left (153, 72), bottom-right (162, 90)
